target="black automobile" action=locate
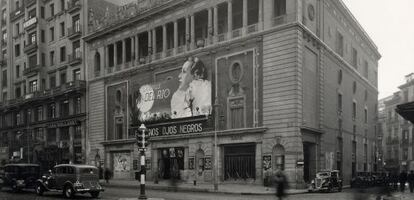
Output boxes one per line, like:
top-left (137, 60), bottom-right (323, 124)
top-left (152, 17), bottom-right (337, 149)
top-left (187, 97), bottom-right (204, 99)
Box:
top-left (0, 163), bottom-right (41, 192)
top-left (36, 164), bottom-right (104, 198)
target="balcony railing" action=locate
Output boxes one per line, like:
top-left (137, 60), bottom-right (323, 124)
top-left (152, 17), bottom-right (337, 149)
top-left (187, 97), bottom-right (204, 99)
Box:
top-left (24, 42), bottom-right (38, 53)
top-left (10, 6), bottom-right (25, 21)
top-left (67, 0), bottom-right (81, 13)
top-left (232, 28), bottom-right (243, 38)
top-left (68, 26), bottom-right (82, 39)
top-left (217, 33), bottom-right (227, 42)
top-left (176, 45), bottom-right (185, 54)
top-left (23, 65), bottom-right (41, 76)
top-left (25, 0), bottom-right (36, 8)
top-left (247, 23), bottom-right (258, 34)
top-left (165, 49), bottom-right (173, 57)
top-left (272, 13), bottom-right (296, 27)
top-left (68, 52), bottom-right (82, 66)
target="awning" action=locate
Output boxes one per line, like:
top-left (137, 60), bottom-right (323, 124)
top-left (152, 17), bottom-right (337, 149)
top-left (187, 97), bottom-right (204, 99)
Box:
top-left (396, 101), bottom-right (414, 123)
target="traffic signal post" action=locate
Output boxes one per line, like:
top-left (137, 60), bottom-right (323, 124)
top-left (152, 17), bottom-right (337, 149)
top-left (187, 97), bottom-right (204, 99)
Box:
top-left (136, 124), bottom-right (149, 200)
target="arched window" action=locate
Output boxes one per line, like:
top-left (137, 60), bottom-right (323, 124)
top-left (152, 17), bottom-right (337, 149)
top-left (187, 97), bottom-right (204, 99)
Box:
top-left (94, 52), bottom-right (101, 72)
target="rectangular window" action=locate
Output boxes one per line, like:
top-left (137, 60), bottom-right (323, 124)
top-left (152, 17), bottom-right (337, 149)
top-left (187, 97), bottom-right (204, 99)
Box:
top-left (60, 0), bottom-right (65, 11)
top-left (15, 44), bottom-right (20, 57)
top-left (29, 31), bottom-right (37, 44)
top-left (60, 100), bottom-right (69, 117)
top-left (364, 60), bottom-right (369, 78)
top-left (49, 27), bottom-right (54, 41)
top-left (2, 92), bottom-right (6, 102)
top-left (50, 51), bottom-right (55, 66)
top-left (41, 29), bottom-right (45, 43)
top-left (73, 69), bottom-right (80, 81)
top-left (60, 46), bottom-right (66, 62)
top-left (28, 8), bottom-right (36, 18)
top-left (29, 80), bottom-right (38, 93)
top-left (36, 106), bottom-right (43, 121)
top-left (60, 22), bottom-right (65, 37)
top-left (73, 40), bottom-right (81, 58)
top-left (352, 102), bottom-right (357, 121)
top-left (15, 87), bottom-right (21, 98)
top-left (60, 71), bottom-right (66, 85)
top-left (47, 128), bottom-right (56, 143)
top-left (2, 70), bottom-right (7, 87)
top-left (49, 74), bottom-right (56, 88)
top-left (15, 23), bottom-right (20, 36)
top-left (48, 103), bottom-right (56, 119)
top-left (274, 0), bottom-right (286, 17)
top-left (74, 97), bottom-right (81, 114)
top-left (352, 47), bottom-right (357, 68)
top-left (50, 3), bottom-right (55, 17)
top-left (337, 93), bottom-right (342, 113)
top-left (336, 31), bottom-right (344, 57)
top-left (15, 65), bottom-right (20, 78)
top-left (73, 14), bottom-right (80, 32)
top-left (364, 108), bottom-right (368, 123)
top-left (41, 53), bottom-right (46, 67)
top-left (40, 6), bottom-right (45, 19)
top-left (28, 54), bottom-right (37, 68)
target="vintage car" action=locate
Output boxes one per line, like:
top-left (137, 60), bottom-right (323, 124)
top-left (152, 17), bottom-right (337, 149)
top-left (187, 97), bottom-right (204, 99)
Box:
top-left (35, 164), bottom-right (104, 198)
top-left (308, 170), bottom-right (342, 192)
top-left (0, 163), bottom-right (41, 192)
top-left (350, 172), bottom-right (372, 188)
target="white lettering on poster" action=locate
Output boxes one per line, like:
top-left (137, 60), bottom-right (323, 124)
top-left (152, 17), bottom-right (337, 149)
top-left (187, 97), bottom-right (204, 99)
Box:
top-left (146, 122), bottom-right (203, 137)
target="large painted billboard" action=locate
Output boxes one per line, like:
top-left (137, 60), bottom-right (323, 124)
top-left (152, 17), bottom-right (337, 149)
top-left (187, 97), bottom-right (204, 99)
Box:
top-left (130, 57), bottom-right (212, 124)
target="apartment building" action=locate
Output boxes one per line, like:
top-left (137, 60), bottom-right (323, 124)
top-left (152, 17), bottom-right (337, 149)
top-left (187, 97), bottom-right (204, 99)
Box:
top-left (0, 0), bottom-right (86, 169)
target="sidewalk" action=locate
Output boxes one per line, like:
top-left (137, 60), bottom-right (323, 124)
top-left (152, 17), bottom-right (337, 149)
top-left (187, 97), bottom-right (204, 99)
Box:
top-left (100, 179), bottom-right (308, 195)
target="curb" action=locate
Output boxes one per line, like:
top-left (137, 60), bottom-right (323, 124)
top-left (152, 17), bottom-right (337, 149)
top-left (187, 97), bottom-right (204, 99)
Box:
top-left (102, 182), bottom-right (308, 195)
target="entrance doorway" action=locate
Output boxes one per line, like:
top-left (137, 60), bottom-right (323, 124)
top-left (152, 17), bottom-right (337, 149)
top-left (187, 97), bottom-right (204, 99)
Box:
top-left (224, 143), bottom-right (256, 181)
top-left (158, 147), bottom-right (184, 179)
top-left (303, 142), bottom-right (317, 183)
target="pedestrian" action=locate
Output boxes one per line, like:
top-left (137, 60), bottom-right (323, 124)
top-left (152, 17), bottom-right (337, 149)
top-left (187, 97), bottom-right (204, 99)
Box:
top-left (104, 168), bottom-right (112, 184)
top-left (408, 170), bottom-right (414, 193)
top-left (399, 171), bottom-right (407, 192)
top-left (274, 170), bottom-right (288, 200)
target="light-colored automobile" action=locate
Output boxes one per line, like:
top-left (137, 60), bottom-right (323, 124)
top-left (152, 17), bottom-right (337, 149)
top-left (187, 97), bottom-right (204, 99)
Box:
top-left (308, 170), bottom-right (342, 192)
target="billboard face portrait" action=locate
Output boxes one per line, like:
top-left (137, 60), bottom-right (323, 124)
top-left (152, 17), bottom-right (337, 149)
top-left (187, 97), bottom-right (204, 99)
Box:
top-left (132, 57), bottom-right (212, 124)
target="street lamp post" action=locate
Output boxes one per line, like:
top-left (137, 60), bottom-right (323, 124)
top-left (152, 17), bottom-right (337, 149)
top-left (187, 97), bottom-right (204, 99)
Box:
top-left (213, 99), bottom-right (220, 191)
top-left (137, 124), bottom-right (148, 200)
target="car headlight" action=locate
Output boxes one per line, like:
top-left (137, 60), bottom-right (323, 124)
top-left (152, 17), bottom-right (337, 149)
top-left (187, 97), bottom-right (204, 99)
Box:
top-left (311, 180), bottom-right (315, 184)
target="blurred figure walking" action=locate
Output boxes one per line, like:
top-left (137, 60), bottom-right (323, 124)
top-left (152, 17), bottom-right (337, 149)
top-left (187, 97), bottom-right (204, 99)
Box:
top-left (408, 170), bottom-right (414, 193)
top-left (274, 170), bottom-right (288, 200)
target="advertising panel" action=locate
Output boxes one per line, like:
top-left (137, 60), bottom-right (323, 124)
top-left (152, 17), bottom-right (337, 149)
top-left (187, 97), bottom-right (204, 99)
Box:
top-left (130, 57), bottom-right (212, 124)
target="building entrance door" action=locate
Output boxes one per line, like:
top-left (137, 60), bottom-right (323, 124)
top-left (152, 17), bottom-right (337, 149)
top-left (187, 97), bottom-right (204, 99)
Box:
top-left (224, 143), bottom-right (256, 181)
top-left (159, 147), bottom-right (184, 179)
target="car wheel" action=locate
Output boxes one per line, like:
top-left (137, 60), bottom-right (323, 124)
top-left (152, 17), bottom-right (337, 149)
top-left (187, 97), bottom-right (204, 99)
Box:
top-left (11, 183), bottom-right (19, 193)
top-left (64, 185), bottom-right (75, 198)
top-left (90, 191), bottom-right (100, 198)
top-left (36, 184), bottom-right (44, 196)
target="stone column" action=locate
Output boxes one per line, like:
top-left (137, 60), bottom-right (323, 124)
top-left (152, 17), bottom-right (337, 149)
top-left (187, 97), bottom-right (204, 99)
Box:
top-left (113, 43), bottom-right (118, 67)
top-left (185, 16), bottom-right (190, 51)
top-left (69, 126), bottom-right (74, 164)
top-left (147, 30), bottom-right (152, 60)
top-left (207, 8), bottom-right (213, 45)
top-left (227, 0), bottom-right (233, 39)
top-left (243, 0), bottom-right (248, 35)
top-left (122, 39), bottom-right (126, 64)
top-left (135, 35), bottom-right (139, 63)
top-left (258, 0), bottom-right (263, 30)
top-left (162, 24), bottom-right (167, 57)
top-left (213, 6), bottom-right (218, 42)
top-left (152, 29), bottom-right (157, 59)
top-left (104, 45), bottom-right (109, 68)
top-left (190, 14), bottom-right (195, 49)
top-left (131, 36), bottom-right (135, 62)
top-left (173, 20), bottom-right (178, 55)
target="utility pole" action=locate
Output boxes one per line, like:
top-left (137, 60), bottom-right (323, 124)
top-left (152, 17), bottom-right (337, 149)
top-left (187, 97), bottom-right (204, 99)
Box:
top-left (213, 99), bottom-right (219, 191)
top-left (136, 124), bottom-right (149, 200)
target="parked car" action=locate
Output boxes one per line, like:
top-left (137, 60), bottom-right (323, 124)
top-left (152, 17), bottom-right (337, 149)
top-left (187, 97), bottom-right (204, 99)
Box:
top-left (308, 170), bottom-right (342, 192)
top-left (351, 172), bottom-right (372, 188)
top-left (0, 163), bottom-right (41, 192)
top-left (35, 164), bottom-right (104, 198)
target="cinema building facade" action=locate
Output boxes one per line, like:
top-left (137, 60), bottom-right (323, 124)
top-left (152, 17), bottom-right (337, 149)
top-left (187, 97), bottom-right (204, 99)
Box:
top-left (84, 0), bottom-right (380, 187)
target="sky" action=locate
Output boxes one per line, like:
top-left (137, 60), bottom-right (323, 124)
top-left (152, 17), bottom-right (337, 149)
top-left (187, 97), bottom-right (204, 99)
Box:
top-left (341, 0), bottom-right (414, 99)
